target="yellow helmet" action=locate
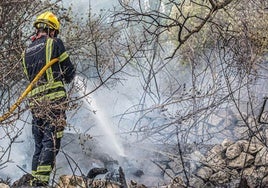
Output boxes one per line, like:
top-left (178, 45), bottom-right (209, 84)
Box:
top-left (33, 11), bottom-right (60, 31)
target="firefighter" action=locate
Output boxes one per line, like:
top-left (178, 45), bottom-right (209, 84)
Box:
top-left (22, 11), bottom-right (75, 186)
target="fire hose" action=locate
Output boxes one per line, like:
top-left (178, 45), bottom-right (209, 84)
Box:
top-left (0, 58), bottom-right (59, 122)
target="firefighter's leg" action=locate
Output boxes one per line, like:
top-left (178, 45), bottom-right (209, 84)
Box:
top-left (34, 123), bottom-right (62, 185)
top-left (31, 117), bottom-right (44, 177)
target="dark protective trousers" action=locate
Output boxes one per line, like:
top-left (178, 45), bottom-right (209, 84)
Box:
top-left (31, 116), bottom-right (63, 183)
top-left (32, 117), bottom-right (61, 171)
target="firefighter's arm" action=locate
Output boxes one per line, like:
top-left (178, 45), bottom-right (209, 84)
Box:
top-left (60, 57), bottom-right (75, 84)
top-left (55, 38), bottom-right (76, 83)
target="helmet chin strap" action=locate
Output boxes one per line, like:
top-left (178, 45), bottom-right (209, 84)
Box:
top-left (54, 31), bottom-right (58, 38)
top-left (47, 28), bottom-right (58, 38)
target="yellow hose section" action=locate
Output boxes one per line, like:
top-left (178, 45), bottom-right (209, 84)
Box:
top-left (0, 58), bottom-right (59, 122)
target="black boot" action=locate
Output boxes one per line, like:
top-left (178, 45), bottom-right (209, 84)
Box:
top-left (87, 167), bottom-right (108, 179)
top-left (30, 179), bottom-right (48, 187)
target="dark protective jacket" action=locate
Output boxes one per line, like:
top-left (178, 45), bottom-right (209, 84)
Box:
top-left (22, 35), bottom-right (75, 104)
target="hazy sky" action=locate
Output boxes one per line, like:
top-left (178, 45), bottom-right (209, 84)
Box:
top-left (63, 0), bottom-right (119, 14)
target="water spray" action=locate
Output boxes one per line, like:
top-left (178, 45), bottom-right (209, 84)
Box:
top-left (76, 76), bottom-right (126, 158)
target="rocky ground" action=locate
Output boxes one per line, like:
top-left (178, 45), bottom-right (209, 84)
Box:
top-left (3, 135), bottom-right (268, 187)
top-left (1, 112), bottom-right (268, 187)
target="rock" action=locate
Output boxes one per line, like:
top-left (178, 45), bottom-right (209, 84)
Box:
top-left (243, 175), bottom-right (258, 188)
top-left (92, 179), bottom-right (121, 188)
top-left (237, 177), bottom-right (250, 188)
top-left (237, 140), bottom-right (263, 154)
top-left (189, 176), bottom-right (205, 188)
top-left (247, 116), bottom-right (257, 128)
top-left (261, 175), bottom-right (268, 187)
top-left (164, 184), bottom-right (186, 188)
top-left (197, 166), bottom-right (213, 180)
top-left (57, 175), bottom-right (86, 188)
top-left (229, 169), bottom-right (239, 180)
top-left (168, 160), bottom-right (183, 174)
top-left (255, 147), bottom-right (268, 166)
top-left (242, 167), bottom-right (255, 177)
top-left (226, 143), bottom-right (242, 159)
top-left (128, 180), bottom-right (147, 188)
top-left (202, 182), bottom-right (215, 187)
top-left (190, 150), bottom-right (206, 168)
top-left (206, 145), bottom-right (226, 170)
top-left (139, 175), bottom-right (165, 187)
top-left (221, 139), bottom-right (234, 150)
top-left (241, 166), bottom-right (260, 187)
top-left (168, 176), bottom-right (186, 188)
top-left (264, 129), bottom-right (268, 144)
top-left (227, 152), bottom-right (254, 169)
top-left (191, 151), bottom-right (206, 162)
top-left (256, 166), bottom-right (268, 178)
top-left (209, 170), bottom-right (230, 184)
top-left (11, 174), bottom-right (33, 187)
top-left (233, 127), bottom-right (248, 138)
top-left (207, 145), bottom-right (224, 157)
top-left (192, 137), bottom-right (268, 187)
top-left (0, 183), bottom-right (10, 188)
top-left (57, 175), bottom-right (122, 188)
top-left (157, 176), bottom-right (186, 188)
top-left (206, 154), bottom-right (226, 171)
top-left (236, 140), bottom-right (248, 146)
top-left (207, 157), bottom-right (226, 171)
